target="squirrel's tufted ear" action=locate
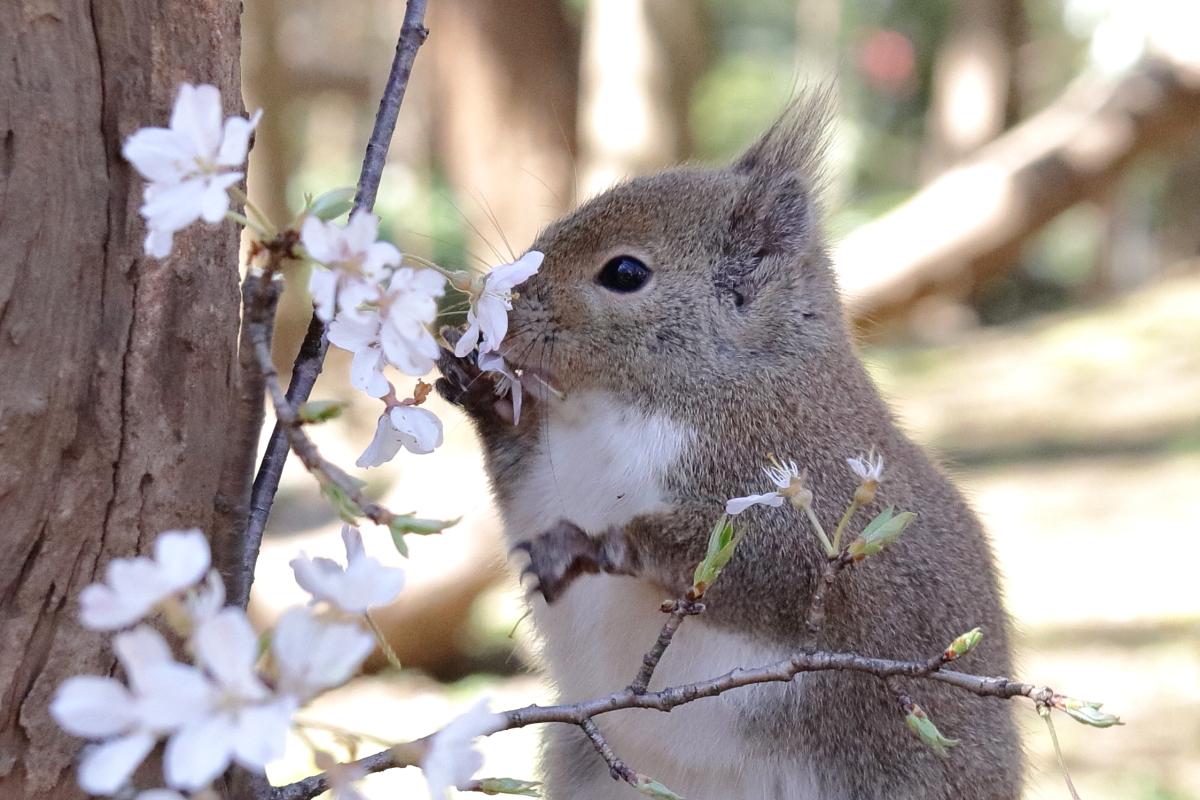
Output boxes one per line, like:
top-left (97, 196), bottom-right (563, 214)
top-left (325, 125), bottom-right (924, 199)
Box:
top-left (718, 89), bottom-right (834, 304)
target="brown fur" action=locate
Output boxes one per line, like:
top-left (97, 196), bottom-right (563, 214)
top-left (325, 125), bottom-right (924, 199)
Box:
top-left (439, 92), bottom-right (1021, 799)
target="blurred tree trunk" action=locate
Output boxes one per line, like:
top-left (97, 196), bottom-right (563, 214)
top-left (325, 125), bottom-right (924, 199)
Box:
top-left (0, 2), bottom-right (245, 796)
top-left (921, 0), bottom-right (1027, 180)
top-left (578, 0), bottom-right (710, 198)
top-left (428, 0), bottom-right (581, 264)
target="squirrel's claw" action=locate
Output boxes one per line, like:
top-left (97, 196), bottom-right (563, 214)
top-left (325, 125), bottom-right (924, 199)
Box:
top-left (435, 326), bottom-right (499, 418)
top-left (512, 521), bottom-right (637, 604)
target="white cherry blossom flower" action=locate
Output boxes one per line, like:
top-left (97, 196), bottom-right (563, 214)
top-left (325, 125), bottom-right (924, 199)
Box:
top-left (80, 529), bottom-right (212, 630)
top-left (304, 210), bottom-right (400, 322)
top-left (137, 791), bottom-right (188, 800)
top-left (271, 606), bottom-right (375, 701)
top-left (164, 608), bottom-right (292, 791)
top-left (377, 266), bottom-right (446, 376)
top-left (290, 526), bottom-right (406, 615)
top-left (726, 458), bottom-right (811, 515)
top-left (50, 626), bottom-right (210, 796)
top-left (328, 309), bottom-right (391, 398)
top-left (421, 697), bottom-right (506, 800)
top-left (357, 405), bottom-right (444, 467)
top-left (725, 492), bottom-right (786, 515)
top-left (184, 569), bottom-right (226, 626)
top-left (478, 352), bottom-right (523, 425)
top-left (122, 83), bottom-right (261, 258)
top-left (847, 452), bottom-right (884, 484)
top-left (454, 251), bottom-right (543, 357)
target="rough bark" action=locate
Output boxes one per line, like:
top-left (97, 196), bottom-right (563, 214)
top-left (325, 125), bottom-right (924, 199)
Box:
top-left (838, 56), bottom-right (1200, 337)
top-left (0, 0), bottom-right (243, 796)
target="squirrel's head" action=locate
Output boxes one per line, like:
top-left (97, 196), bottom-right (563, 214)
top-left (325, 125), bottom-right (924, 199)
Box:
top-left (503, 92), bottom-right (846, 406)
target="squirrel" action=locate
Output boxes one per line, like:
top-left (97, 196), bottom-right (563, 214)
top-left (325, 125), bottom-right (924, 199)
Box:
top-left (436, 93), bottom-right (1022, 800)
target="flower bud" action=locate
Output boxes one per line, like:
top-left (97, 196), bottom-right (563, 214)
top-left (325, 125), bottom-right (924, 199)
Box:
top-left (853, 481), bottom-right (877, 506)
top-left (634, 774), bottom-right (684, 800)
top-left (475, 777), bottom-right (541, 796)
top-left (943, 628), bottom-right (984, 660)
top-left (1058, 697), bottom-right (1122, 728)
top-left (903, 701), bottom-right (959, 756)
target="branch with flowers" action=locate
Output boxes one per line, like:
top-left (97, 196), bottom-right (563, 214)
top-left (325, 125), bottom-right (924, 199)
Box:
top-left (47, 2), bottom-right (1121, 798)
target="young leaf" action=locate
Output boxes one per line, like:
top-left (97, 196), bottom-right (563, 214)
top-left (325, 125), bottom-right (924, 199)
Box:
top-left (1058, 697), bottom-right (1122, 728)
top-left (308, 186), bottom-right (357, 221)
top-left (847, 507), bottom-right (916, 560)
top-left (634, 774), bottom-right (685, 800)
top-left (320, 481), bottom-right (360, 525)
top-left (904, 701), bottom-right (959, 756)
top-left (692, 515), bottom-right (741, 594)
top-left (297, 399), bottom-right (348, 424)
top-left (387, 515), bottom-right (459, 557)
top-left (943, 628), bottom-right (983, 661)
top-left (474, 777), bottom-right (541, 796)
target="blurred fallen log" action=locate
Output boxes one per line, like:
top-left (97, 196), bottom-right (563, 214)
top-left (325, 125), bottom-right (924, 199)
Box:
top-left (837, 54), bottom-right (1200, 337)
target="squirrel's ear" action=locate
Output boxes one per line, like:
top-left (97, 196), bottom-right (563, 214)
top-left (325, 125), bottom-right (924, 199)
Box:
top-left (720, 89), bottom-right (834, 302)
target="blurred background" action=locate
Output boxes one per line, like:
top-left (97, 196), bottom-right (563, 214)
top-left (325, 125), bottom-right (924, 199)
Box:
top-left (240, 0), bottom-right (1200, 797)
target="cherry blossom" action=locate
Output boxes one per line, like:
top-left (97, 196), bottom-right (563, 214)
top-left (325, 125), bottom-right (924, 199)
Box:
top-left (454, 251), bottom-right (543, 357)
top-left (421, 697), bottom-right (506, 800)
top-left (271, 606), bottom-right (375, 701)
top-left (377, 266), bottom-right (446, 376)
top-left (80, 529), bottom-right (212, 630)
top-left (290, 525), bottom-right (406, 615)
top-left (328, 310), bottom-right (391, 398)
top-left (357, 405), bottom-right (444, 467)
top-left (304, 210), bottom-right (400, 323)
top-left (847, 452), bottom-right (884, 483)
top-left (50, 626), bottom-right (210, 795)
top-left (163, 608), bottom-right (293, 790)
top-left (478, 352), bottom-right (523, 425)
top-left (726, 458), bottom-right (809, 515)
top-left (122, 83), bottom-right (261, 258)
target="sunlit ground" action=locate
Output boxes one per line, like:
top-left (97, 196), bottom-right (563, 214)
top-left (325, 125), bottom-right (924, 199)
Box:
top-left (257, 272), bottom-right (1200, 800)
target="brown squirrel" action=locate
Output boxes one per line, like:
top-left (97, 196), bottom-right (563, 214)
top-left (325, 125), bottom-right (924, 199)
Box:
top-left (437, 94), bottom-right (1021, 800)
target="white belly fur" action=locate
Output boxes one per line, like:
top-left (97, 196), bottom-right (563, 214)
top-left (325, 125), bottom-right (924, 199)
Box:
top-left (503, 391), bottom-right (820, 799)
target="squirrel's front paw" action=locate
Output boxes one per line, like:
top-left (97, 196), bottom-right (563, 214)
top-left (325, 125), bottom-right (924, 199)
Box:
top-left (435, 327), bottom-right (500, 420)
top-left (512, 521), bottom-right (634, 604)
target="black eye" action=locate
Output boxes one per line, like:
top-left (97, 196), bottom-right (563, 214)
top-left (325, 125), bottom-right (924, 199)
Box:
top-left (596, 256), bottom-right (651, 293)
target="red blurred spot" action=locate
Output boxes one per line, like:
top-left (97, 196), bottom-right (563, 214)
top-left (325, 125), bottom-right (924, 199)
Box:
top-left (860, 29), bottom-right (915, 94)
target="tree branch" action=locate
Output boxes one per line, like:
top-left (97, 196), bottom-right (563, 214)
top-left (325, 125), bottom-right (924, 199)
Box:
top-left (838, 53), bottom-right (1200, 335)
top-left (271, 643), bottom-right (1059, 800)
top-left (239, 0), bottom-right (430, 608)
top-left (580, 718), bottom-right (637, 784)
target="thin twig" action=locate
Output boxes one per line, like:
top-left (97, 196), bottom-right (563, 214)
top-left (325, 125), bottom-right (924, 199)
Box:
top-left (802, 552), bottom-right (851, 646)
top-left (272, 644), bottom-right (1060, 800)
top-left (628, 599), bottom-right (705, 694)
top-left (239, 0), bottom-right (430, 606)
top-left (580, 718), bottom-right (637, 784)
top-left (249, 321), bottom-right (399, 528)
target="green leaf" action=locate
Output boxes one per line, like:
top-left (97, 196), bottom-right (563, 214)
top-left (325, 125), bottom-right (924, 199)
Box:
top-left (1059, 698), bottom-right (1122, 728)
top-left (634, 775), bottom-right (685, 800)
top-left (474, 777), bottom-right (541, 796)
top-left (320, 481), bottom-right (360, 525)
top-left (847, 507), bottom-right (915, 559)
top-left (387, 514), bottom-right (459, 557)
top-left (297, 400), bottom-right (348, 424)
top-left (308, 186), bottom-right (357, 221)
top-left (904, 702), bottom-right (959, 756)
top-left (692, 515), bottom-right (741, 593)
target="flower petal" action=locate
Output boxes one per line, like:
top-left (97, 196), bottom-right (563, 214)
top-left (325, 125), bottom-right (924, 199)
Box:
top-left (50, 676), bottom-right (138, 738)
top-left (725, 492), bottom-right (785, 515)
top-left (78, 732), bottom-right (157, 796)
top-left (153, 529), bottom-right (211, 593)
top-left (170, 83), bottom-right (223, 162)
top-left (216, 109), bottom-right (262, 167)
top-left (356, 414), bottom-right (404, 468)
top-left (194, 608), bottom-right (268, 700)
top-left (232, 698), bottom-right (294, 770)
top-left (388, 406), bottom-right (443, 455)
top-left (164, 714), bottom-right (236, 791)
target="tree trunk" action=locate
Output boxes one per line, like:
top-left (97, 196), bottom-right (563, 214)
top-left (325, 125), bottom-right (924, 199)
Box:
top-left (0, 1), bottom-right (244, 796)
top-left (428, 0), bottom-right (580, 263)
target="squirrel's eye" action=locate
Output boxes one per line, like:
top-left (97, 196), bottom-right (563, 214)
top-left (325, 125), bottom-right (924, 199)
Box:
top-left (596, 256), bottom-right (651, 293)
